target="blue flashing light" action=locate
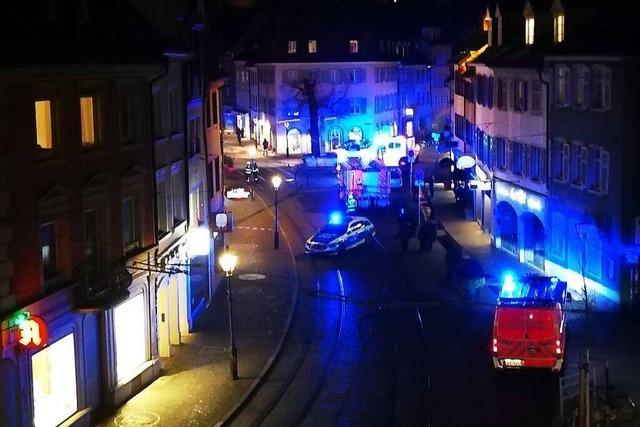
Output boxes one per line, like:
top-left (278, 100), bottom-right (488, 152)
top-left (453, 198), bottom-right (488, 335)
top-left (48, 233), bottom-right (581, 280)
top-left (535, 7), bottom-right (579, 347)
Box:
top-left (329, 212), bottom-right (343, 225)
top-left (500, 272), bottom-right (517, 298)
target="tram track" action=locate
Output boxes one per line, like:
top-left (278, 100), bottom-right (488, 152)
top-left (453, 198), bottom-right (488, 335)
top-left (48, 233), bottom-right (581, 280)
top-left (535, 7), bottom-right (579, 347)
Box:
top-left (221, 168), bottom-right (400, 426)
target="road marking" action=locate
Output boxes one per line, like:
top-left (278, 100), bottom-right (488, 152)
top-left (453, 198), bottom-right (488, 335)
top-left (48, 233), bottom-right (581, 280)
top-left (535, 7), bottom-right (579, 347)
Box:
top-left (238, 273), bottom-right (266, 281)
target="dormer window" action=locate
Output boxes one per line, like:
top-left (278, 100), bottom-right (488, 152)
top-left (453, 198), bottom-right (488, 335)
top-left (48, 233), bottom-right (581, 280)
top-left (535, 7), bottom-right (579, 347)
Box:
top-left (554, 14), bottom-right (565, 43)
top-left (287, 40), bottom-right (297, 54)
top-left (525, 17), bottom-right (535, 45)
top-left (484, 8), bottom-right (493, 47)
top-left (349, 40), bottom-right (359, 54)
top-left (523, 1), bottom-right (534, 45)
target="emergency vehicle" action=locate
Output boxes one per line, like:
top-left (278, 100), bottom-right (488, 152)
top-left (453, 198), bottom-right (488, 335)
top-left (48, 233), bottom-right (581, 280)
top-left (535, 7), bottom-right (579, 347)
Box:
top-left (336, 160), bottom-right (391, 210)
top-left (491, 274), bottom-right (568, 372)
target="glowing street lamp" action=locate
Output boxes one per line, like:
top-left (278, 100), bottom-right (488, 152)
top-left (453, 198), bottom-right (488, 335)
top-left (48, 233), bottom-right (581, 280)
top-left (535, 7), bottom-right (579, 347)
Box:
top-left (219, 251), bottom-right (239, 380)
top-left (272, 175), bottom-right (282, 249)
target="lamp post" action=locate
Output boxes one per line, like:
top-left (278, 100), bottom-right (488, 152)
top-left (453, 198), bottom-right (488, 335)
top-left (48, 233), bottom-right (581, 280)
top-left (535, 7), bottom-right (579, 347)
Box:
top-left (284, 122), bottom-right (290, 158)
top-left (219, 251), bottom-right (238, 380)
top-left (272, 175), bottom-right (282, 249)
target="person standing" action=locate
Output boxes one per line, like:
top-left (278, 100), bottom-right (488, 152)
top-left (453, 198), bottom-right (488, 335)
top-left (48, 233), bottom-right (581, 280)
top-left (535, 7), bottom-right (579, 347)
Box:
top-left (235, 126), bottom-right (242, 146)
top-left (262, 138), bottom-right (269, 156)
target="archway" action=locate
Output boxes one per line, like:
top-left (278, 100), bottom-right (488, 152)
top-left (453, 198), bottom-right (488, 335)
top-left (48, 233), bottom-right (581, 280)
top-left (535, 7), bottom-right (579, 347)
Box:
top-left (287, 128), bottom-right (302, 154)
top-left (328, 127), bottom-right (342, 149)
top-left (496, 201), bottom-right (518, 256)
top-left (522, 212), bottom-right (545, 269)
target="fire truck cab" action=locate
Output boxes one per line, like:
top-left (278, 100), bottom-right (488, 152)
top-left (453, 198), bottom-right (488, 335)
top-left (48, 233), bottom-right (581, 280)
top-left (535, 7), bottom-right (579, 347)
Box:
top-left (491, 274), bottom-right (568, 372)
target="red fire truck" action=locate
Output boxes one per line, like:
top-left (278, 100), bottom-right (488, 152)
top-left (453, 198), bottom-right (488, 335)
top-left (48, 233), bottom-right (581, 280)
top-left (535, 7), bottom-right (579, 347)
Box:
top-left (491, 274), bottom-right (569, 372)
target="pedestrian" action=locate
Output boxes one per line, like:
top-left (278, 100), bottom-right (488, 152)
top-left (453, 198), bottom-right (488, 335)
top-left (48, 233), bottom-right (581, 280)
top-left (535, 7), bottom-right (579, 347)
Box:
top-left (428, 174), bottom-right (435, 198)
top-left (262, 138), bottom-right (269, 156)
top-left (235, 126), bottom-right (242, 146)
top-left (396, 215), bottom-right (416, 255)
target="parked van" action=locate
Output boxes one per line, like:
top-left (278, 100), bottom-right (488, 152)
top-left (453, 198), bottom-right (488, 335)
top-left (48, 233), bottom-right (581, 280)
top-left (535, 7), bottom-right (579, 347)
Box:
top-left (491, 274), bottom-right (568, 372)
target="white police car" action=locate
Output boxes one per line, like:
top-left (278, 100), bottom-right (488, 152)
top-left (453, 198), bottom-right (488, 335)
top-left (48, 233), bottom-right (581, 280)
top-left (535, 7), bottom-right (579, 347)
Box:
top-left (305, 213), bottom-right (376, 255)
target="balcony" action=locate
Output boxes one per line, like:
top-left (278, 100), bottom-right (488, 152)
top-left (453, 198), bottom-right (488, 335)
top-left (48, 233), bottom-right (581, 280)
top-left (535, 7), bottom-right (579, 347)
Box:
top-left (73, 259), bottom-right (132, 311)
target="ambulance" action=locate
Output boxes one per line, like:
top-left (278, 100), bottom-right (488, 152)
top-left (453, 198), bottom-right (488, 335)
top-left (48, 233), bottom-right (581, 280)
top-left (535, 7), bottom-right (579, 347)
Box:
top-left (491, 274), bottom-right (569, 372)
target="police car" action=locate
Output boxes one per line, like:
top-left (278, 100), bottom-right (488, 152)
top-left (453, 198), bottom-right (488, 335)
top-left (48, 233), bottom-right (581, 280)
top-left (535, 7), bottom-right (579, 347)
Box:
top-left (305, 213), bottom-right (375, 255)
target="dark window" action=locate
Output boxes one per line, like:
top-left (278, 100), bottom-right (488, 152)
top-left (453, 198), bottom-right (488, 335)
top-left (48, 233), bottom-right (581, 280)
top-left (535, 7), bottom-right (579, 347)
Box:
top-left (497, 78), bottom-right (507, 110)
top-left (84, 209), bottom-right (98, 269)
top-left (513, 80), bottom-right (528, 112)
top-left (40, 222), bottom-right (57, 280)
top-left (122, 198), bottom-right (138, 251)
top-left (214, 156), bottom-right (221, 193)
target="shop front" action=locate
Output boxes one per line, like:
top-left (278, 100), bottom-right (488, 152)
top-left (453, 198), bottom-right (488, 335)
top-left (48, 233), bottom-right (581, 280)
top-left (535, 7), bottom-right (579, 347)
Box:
top-left (108, 273), bottom-right (160, 407)
top-left (493, 180), bottom-right (547, 271)
top-left (0, 288), bottom-right (99, 427)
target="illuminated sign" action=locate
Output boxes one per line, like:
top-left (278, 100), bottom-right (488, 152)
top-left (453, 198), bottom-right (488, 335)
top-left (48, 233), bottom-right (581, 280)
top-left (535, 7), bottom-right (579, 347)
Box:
top-left (496, 183), bottom-right (543, 212)
top-left (15, 314), bottom-right (48, 349)
top-left (404, 107), bottom-right (414, 117)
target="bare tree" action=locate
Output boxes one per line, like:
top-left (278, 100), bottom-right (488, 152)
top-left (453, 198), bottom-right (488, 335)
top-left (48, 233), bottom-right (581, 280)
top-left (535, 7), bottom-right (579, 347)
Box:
top-left (281, 74), bottom-right (351, 157)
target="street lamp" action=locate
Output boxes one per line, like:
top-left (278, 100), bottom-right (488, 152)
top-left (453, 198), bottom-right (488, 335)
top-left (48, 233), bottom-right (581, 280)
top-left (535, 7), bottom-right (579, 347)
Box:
top-left (271, 175), bottom-right (282, 249)
top-left (219, 251), bottom-right (238, 380)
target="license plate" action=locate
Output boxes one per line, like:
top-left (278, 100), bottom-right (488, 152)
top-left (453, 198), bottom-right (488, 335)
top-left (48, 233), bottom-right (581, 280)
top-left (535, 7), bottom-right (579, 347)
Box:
top-left (503, 358), bottom-right (524, 367)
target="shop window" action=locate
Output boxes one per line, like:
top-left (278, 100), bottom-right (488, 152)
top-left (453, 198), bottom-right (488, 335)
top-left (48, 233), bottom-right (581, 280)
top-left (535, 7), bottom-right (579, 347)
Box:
top-left (40, 222), bottom-right (57, 281)
top-left (35, 100), bottom-right (54, 150)
top-left (80, 96), bottom-right (96, 146)
top-left (114, 293), bottom-right (147, 382)
top-left (32, 333), bottom-right (78, 427)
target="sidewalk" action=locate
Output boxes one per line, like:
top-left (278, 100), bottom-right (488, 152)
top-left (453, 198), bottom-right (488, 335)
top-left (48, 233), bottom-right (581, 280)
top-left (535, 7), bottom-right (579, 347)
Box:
top-left (96, 171), bottom-right (298, 427)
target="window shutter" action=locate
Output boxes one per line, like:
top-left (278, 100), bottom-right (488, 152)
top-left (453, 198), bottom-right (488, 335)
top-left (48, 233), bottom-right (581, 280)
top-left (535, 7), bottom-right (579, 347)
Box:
top-left (540, 148), bottom-right (546, 183)
top-left (508, 79), bottom-right (514, 110)
top-left (600, 150), bottom-right (609, 193)
top-left (523, 145), bottom-right (530, 177)
top-left (490, 137), bottom-right (497, 169)
top-left (603, 67), bottom-right (612, 110)
top-left (580, 146), bottom-right (588, 186)
top-left (562, 142), bottom-right (570, 181)
top-left (489, 77), bottom-right (494, 108)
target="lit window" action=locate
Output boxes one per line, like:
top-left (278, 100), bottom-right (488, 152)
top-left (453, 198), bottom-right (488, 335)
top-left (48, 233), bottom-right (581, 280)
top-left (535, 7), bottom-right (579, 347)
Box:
top-left (308, 40), bottom-right (317, 53)
top-left (32, 334), bottom-right (78, 427)
top-left (287, 40), bottom-right (297, 54)
top-left (114, 294), bottom-right (147, 381)
top-left (80, 96), bottom-right (95, 145)
top-left (349, 39), bottom-right (359, 53)
top-left (554, 14), bottom-right (565, 43)
top-left (35, 100), bottom-right (53, 150)
top-left (40, 222), bottom-right (57, 281)
top-left (525, 17), bottom-right (535, 45)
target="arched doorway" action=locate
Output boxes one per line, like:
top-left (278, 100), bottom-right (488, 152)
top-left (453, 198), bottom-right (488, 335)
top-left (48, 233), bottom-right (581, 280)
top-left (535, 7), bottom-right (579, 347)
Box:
top-left (522, 212), bottom-right (545, 269)
top-left (496, 201), bottom-right (518, 256)
top-left (328, 127), bottom-right (342, 149)
top-left (287, 128), bottom-right (302, 154)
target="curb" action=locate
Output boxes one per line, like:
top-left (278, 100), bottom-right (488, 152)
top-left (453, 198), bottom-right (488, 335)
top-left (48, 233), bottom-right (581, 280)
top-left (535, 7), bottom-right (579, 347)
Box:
top-left (214, 182), bottom-right (300, 427)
